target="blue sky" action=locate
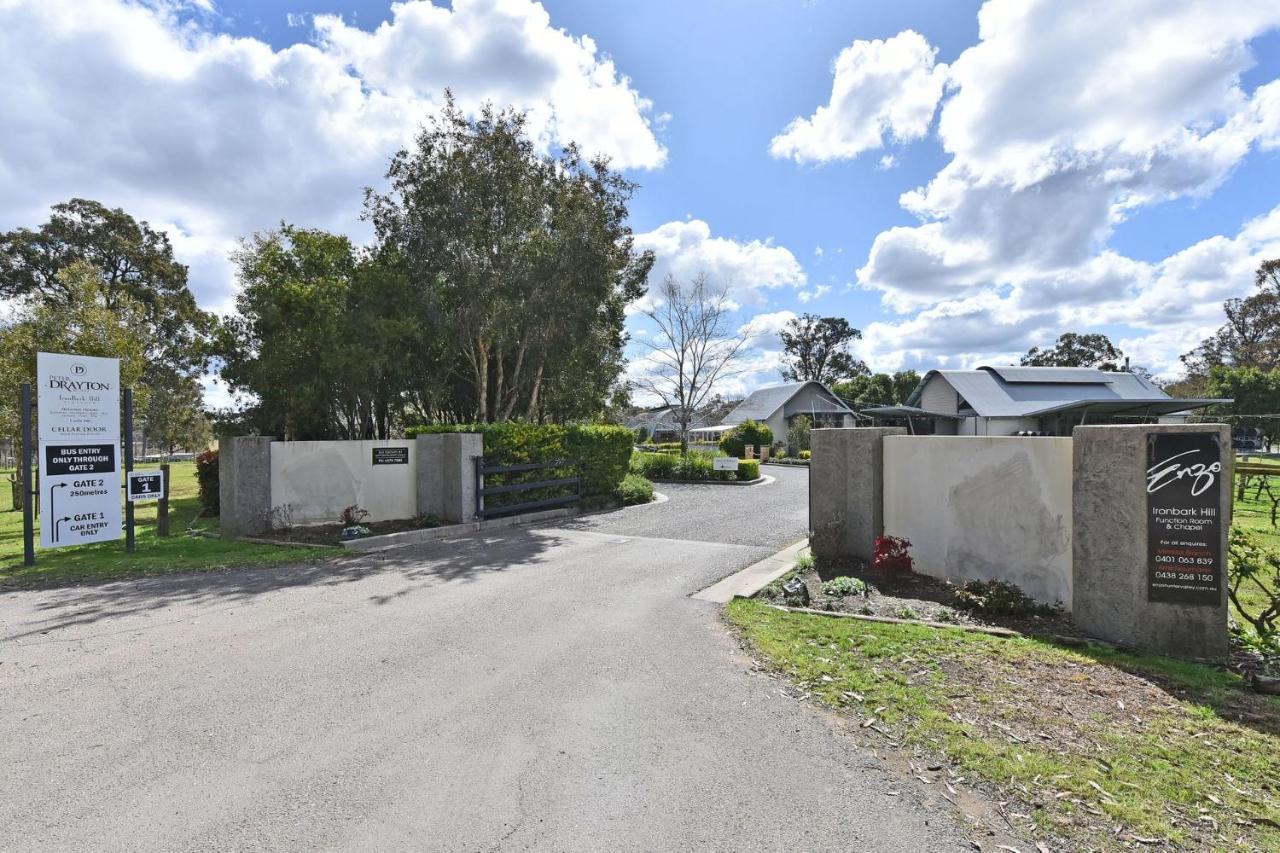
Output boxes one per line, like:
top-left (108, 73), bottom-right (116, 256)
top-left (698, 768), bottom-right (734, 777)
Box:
top-left (2, 0), bottom-right (1280, 404)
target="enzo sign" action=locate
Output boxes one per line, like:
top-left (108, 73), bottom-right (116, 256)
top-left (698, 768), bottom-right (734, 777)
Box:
top-left (1146, 432), bottom-right (1223, 605)
top-left (37, 352), bottom-right (122, 549)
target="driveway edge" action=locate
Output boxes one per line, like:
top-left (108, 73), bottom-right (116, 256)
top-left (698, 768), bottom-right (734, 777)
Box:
top-left (692, 538), bottom-right (808, 603)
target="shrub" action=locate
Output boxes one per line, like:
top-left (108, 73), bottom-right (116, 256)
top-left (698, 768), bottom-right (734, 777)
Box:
top-left (565, 424), bottom-right (634, 498)
top-left (615, 473), bottom-right (655, 505)
top-left (406, 421), bottom-right (633, 507)
top-left (1228, 524), bottom-right (1280, 640)
top-left (786, 415), bottom-right (812, 455)
top-left (631, 451), bottom-right (759, 482)
top-left (195, 449), bottom-right (219, 515)
top-left (631, 451), bottom-right (677, 480)
top-left (719, 420), bottom-right (773, 458)
top-left (822, 575), bottom-right (867, 597)
top-left (799, 450), bottom-right (811, 460)
top-left (339, 505), bottom-right (369, 527)
top-left (872, 535), bottom-right (914, 575)
top-left (953, 579), bottom-right (1055, 617)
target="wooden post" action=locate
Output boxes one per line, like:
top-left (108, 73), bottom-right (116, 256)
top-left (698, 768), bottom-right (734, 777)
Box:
top-left (158, 462), bottom-right (170, 537)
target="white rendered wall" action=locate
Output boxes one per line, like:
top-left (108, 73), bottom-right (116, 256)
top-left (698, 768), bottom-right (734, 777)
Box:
top-left (882, 436), bottom-right (1074, 609)
top-left (270, 440), bottom-right (417, 526)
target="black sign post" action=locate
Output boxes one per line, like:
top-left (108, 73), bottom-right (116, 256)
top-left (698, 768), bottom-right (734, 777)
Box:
top-left (123, 387), bottom-right (135, 553)
top-left (20, 382), bottom-right (34, 567)
top-left (1147, 432), bottom-right (1223, 605)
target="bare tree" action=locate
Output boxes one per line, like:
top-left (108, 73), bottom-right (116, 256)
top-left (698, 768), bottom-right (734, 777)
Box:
top-left (633, 273), bottom-right (747, 454)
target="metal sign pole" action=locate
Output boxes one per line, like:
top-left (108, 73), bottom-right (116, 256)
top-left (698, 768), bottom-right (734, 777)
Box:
top-left (20, 383), bottom-right (35, 567)
top-left (124, 387), bottom-right (135, 553)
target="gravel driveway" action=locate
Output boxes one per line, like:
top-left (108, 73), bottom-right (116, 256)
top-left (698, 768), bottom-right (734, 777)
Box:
top-left (0, 464), bottom-right (968, 851)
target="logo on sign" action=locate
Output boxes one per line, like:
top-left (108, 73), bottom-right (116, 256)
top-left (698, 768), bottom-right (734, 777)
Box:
top-left (1146, 449), bottom-right (1221, 497)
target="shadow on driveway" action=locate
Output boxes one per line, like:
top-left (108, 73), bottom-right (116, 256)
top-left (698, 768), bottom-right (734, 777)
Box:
top-left (1, 529), bottom-right (566, 641)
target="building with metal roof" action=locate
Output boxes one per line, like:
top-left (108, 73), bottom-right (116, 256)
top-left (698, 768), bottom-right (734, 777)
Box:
top-left (861, 366), bottom-right (1228, 436)
top-left (721, 381), bottom-right (855, 442)
top-left (623, 406), bottom-right (709, 442)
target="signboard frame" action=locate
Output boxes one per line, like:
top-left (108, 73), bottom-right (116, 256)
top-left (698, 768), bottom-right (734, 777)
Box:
top-left (1146, 432), bottom-right (1224, 606)
top-left (713, 456), bottom-right (740, 472)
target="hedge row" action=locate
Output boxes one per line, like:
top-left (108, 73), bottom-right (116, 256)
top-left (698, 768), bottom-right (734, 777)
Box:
top-left (630, 451), bottom-right (760, 482)
top-left (405, 421), bottom-right (634, 507)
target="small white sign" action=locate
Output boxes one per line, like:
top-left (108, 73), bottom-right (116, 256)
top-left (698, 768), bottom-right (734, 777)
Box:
top-left (127, 470), bottom-right (166, 502)
top-left (37, 352), bottom-right (121, 443)
top-left (714, 456), bottom-right (740, 471)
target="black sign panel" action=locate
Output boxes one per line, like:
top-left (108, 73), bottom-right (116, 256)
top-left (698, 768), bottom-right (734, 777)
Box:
top-left (127, 471), bottom-right (166, 501)
top-left (43, 443), bottom-right (116, 476)
top-left (372, 446), bottom-right (409, 466)
top-left (1147, 433), bottom-right (1223, 605)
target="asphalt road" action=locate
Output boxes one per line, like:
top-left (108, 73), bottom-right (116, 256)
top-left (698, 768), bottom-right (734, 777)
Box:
top-left (0, 465), bottom-right (967, 851)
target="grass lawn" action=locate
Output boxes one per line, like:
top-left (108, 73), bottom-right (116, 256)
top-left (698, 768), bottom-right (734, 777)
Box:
top-left (728, 598), bottom-right (1280, 851)
top-left (1231, 462), bottom-right (1280, 626)
top-left (0, 461), bottom-right (335, 588)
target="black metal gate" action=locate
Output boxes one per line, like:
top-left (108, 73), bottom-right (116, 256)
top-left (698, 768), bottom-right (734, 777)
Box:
top-left (473, 457), bottom-right (581, 519)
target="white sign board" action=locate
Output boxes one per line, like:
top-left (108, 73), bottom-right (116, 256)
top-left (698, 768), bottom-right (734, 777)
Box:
top-left (714, 456), bottom-right (740, 471)
top-left (36, 352), bottom-right (120, 443)
top-left (127, 470), bottom-right (165, 502)
top-left (37, 353), bottom-right (122, 549)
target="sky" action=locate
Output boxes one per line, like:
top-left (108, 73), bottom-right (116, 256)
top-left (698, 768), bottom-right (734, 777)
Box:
top-left (2, 0), bottom-right (1280, 406)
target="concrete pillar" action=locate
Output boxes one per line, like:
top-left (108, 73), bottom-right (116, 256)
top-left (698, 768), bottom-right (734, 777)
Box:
top-left (1073, 424), bottom-right (1231, 660)
top-left (810, 427), bottom-right (905, 563)
top-left (415, 432), bottom-right (483, 523)
top-left (219, 435), bottom-right (274, 537)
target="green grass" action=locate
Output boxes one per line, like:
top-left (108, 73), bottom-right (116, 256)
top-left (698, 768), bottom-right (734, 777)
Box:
top-left (0, 461), bottom-right (333, 588)
top-left (1232, 466), bottom-right (1280, 623)
top-left (728, 598), bottom-right (1280, 851)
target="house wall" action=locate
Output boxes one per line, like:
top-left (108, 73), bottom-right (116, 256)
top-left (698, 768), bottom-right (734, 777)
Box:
top-left (882, 436), bottom-right (1074, 608)
top-left (270, 440), bottom-right (418, 526)
top-left (958, 417), bottom-right (1040, 436)
top-left (919, 375), bottom-right (959, 414)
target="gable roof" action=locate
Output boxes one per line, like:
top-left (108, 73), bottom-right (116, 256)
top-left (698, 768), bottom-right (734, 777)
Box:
top-left (905, 366), bottom-right (1226, 418)
top-left (624, 406), bottom-right (708, 432)
top-left (722, 381), bottom-right (854, 424)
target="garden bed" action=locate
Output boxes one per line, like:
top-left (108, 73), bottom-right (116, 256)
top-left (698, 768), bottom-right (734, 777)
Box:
top-left (760, 554), bottom-right (1079, 638)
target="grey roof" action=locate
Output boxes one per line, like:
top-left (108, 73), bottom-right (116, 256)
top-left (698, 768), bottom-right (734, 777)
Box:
top-left (722, 381), bottom-right (853, 424)
top-left (624, 407), bottom-right (708, 432)
top-left (905, 366), bottom-right (1227, 418)
top-left (861, 405), bottom-right (963, 419)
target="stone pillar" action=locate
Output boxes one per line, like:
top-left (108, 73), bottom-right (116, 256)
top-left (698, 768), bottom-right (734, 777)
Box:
top-left (810, 427), bottom-right (905, 563)
top-left (219, 435), bottom-right (274, 537)
top-left (415, 432), bottom-right (483, 523)
top-left (1073, 424), bottom-right (1231, 660)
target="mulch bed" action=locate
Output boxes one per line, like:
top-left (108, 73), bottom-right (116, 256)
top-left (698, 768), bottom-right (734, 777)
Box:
top-left (765, 556), bottom-right (1081, 638)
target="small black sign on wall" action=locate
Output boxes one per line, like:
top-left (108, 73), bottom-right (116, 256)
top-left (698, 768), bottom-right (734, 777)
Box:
top-left (372, 446), bottom-right (409, 466)
top-left (1147, 433), bottom-right (1223, 605)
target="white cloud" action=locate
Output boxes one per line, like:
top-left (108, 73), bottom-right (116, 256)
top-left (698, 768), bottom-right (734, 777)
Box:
top-left (738, 310), bottom-right (797, 348)
top-left (632, 219), bottom-right (806, 306)
top-left (0, 0), bottom-right (666, 311)
top-left (801, 0), bottom-right (1280, 374)
top-left (769, 30), bottom-right (947, 164)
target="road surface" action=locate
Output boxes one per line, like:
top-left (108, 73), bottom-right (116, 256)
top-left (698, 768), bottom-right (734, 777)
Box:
top-left (0, 466), bottom-right (967, 851)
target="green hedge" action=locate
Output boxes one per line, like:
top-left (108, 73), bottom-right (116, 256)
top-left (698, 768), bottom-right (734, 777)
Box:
top-left (616, 473), bottom-right (655, 505)
top-left (630, 451), bottom-right (760, 482)
top-left (719, 420), bottom-right (773, 458)
top-left (405, 421), bottom-right (634, 508)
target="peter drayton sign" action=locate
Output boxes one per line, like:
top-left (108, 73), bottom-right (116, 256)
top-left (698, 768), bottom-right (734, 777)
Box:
top-left (37, 352), bottom-right (122, 549)
top-left (1146, 433), bottom-right (1223, 605)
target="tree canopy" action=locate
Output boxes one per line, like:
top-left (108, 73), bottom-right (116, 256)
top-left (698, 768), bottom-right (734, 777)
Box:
top-left (1021, 332), bottom-right (1125, 371)
top-left (832, 371), bottom-right (921, 409)
top-left (778, 314), bottom-right (867, 385)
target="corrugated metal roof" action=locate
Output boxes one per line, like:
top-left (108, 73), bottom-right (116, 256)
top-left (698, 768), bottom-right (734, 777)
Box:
top-left (905, 366), bottom-right (1212, 418)
top-left (722, 381), bottom-right (853, 424)
top-left (985, 366), bottom-right (1116, 384)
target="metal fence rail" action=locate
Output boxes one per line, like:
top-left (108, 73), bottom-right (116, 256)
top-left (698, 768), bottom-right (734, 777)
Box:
top-left (474, 457), bottom-right (581, 519)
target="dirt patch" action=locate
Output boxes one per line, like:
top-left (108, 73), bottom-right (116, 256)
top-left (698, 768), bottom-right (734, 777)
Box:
top-left (262, 518), bottom-right (441, 546)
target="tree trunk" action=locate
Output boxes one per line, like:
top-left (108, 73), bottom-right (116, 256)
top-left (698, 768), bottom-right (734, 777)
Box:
top-left (474, 340), bottom-right (490, 422)
top-left (525, 360), bottom-right (545, 421)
